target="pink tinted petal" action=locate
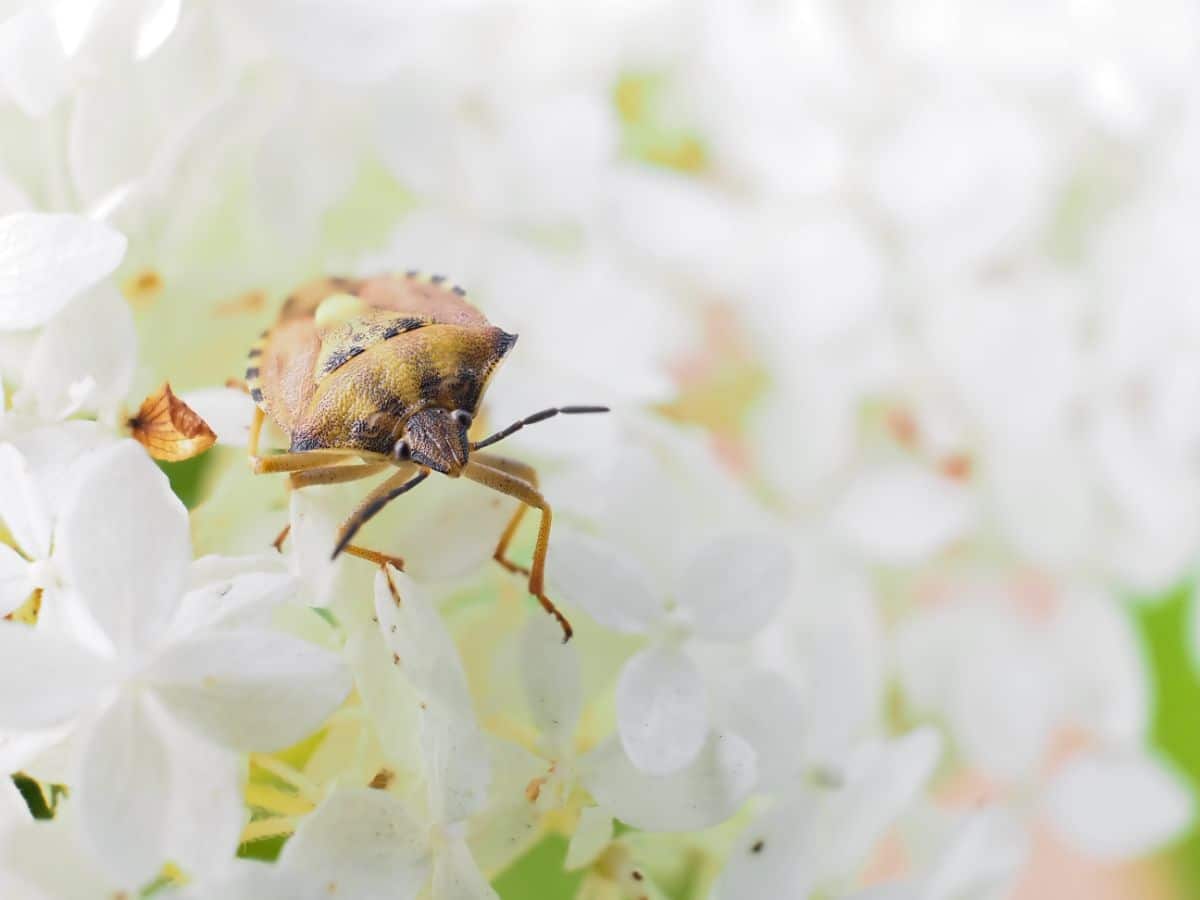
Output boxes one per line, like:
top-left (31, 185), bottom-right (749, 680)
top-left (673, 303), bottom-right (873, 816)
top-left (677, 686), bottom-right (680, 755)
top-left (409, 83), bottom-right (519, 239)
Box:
top-left (55, 440), bottom-right (190, 653)
top-left (616, 645), bottom-right (708, 776)
top-left (147, 629), bottom-right (351, 752)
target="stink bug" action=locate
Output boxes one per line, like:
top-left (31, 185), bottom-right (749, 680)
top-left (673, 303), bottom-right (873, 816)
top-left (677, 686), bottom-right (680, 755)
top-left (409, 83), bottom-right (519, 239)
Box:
top-left (244, 272), bottom-right (607, 641)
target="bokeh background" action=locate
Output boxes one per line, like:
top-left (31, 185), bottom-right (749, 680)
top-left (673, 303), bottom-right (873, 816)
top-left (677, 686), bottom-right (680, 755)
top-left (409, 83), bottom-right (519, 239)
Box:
top-left (4, 1), bottom-right (1200, 897)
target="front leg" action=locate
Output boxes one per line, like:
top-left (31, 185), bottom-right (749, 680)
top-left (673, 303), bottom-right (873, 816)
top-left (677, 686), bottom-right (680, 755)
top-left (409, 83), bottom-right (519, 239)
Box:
top-left (462, 458), bottom-right (570, 642)
top-left (472, 451), bottom-right (538, 579)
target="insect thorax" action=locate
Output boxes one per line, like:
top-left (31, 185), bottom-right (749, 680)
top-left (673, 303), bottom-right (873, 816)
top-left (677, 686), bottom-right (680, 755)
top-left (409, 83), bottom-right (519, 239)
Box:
top-left (288, 323), bottom-right (515, 454)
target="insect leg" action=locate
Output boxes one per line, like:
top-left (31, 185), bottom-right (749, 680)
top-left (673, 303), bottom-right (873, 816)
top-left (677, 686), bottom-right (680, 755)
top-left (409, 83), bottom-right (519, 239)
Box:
top-left (287, 461), bottom-right (391, 490)
top-left (251, 449), bottom-right (365, 474)
top-left (332, 464), bottom-right (427, 560)
top-left (269, 520), bottom-right (402, 568)
top-left (472, 452), bottom-right (539, 579)
top-left (248, 406), bottom-right (265, 458)
top-left (462, 459), bottom-right (571, 642)
top-left (340, 545), bottom-right (406, 570)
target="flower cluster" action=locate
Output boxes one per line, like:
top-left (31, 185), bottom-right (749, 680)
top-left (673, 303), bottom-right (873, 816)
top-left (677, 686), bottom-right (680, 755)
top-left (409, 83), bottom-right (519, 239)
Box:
top-left (0, 2), bottom-right (1197, 899)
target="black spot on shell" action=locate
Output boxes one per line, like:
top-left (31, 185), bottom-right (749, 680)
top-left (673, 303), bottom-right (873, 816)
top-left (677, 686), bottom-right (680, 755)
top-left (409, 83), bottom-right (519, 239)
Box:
top-left (290, 434), bottom-right (322, 452)
top-left (321, 344), bottom-right (367, 375)
top-left (430, 274), bottom-right (446, 284)
top-left (247, 347), bottom-right (262, 358)
top-left (383, 317), bottom-right (426, 339)
top-left (405, 269), bottom-right (419, 278)
top-left (451, 285), bottom-right (466, 296)
top-left (250, 387), bottom-right (264, 403)
top-left (418, 369), bottom-right (442, 395)
top-left (496, 330), bottom-right (518, 357)
top-left (244, 366), bottom-right (260, 380)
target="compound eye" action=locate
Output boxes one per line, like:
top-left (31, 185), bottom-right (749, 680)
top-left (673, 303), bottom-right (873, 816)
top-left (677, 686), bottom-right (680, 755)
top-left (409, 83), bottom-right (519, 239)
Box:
top-left (451, 409), bottom-right (473, 428)
top-left (393, 439), bottom-right (411, 461)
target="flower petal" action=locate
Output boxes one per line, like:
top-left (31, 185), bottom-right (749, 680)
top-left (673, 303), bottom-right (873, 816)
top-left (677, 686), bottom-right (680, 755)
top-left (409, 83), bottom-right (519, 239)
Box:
top-left (0, 543), bottom-right (32, 617)
top-left (173, 557), bottom-right (298, 635)
top-left (147, 629), bottom-right (351, 752)
top-left (715, 669), bottom-right (807, 791)
top-left (432, 834), bottom-right (499, 900)
top-left (714, 792), bottom-right (817, 900)
top-left (1046, 751), bottom-right (1193, 859)
top-left (232, 0), bottom-right (414, 84)
top-left (0, 622), bottom-right (108, 729)
top-left (677, 533), bottom-right (793, 641)
top-left (564, 806), bottom-right (612, 871)
top-left (583, 731), bottom-right (756, 832)
top-left (547, 531), bottom-right (662, 634)
top-left (18, 283), bottom-right (136, 421)
top-left (55, 440), bottom-right (190, 654)
top-left (818, 728), bottom-right (943, 882)
top-left (179, 387), bottom-right (256, 448)
top-left (0, 213), bottom-right (126, 331)
top-left (519, 611), bottom-right (581, 752)
top-left (75, 691), bottom-right (171, 886)
top-left (832, 463), bottom-right (975, 565)
top-left (617, 645), bottom-right (708, 776)
top-left (0, 443), bottom-right (50, 559)
top-left (280, 788), bottom-right (430, 899)
top-left (0, 7), bottom-right (69, 118)
top-left (373, 569), bottom-right (490, 826)
top-left (160, 714), bottom-right (246, 876)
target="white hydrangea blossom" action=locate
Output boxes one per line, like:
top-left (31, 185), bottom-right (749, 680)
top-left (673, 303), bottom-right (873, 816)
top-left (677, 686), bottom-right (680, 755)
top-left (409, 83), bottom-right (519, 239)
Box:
top-left (0, 1), bottom-right (1195, 898)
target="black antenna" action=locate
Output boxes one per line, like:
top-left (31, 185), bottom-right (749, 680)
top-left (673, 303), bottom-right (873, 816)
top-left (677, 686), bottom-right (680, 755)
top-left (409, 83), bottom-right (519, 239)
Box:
top-left (471, 406), bottom-right (609, 451)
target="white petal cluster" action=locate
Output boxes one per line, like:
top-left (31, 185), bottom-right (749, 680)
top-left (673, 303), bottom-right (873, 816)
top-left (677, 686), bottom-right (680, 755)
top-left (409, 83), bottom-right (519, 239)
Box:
top-left (0, 1), bottom-right (1196, 898)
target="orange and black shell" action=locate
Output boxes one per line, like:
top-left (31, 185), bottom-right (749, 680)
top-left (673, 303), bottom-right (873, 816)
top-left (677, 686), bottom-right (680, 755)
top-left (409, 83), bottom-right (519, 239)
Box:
top-left (246, 273), bottom-right (516, 455)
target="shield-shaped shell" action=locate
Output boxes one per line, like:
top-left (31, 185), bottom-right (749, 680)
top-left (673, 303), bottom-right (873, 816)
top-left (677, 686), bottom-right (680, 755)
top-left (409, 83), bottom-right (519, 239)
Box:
top-left (246, 273), bottom-right (516, 455)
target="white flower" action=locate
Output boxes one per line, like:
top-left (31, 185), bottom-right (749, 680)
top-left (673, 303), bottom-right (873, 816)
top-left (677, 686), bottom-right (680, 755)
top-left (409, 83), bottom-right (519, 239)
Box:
top-left (551, 528), bottom-right (791, 776)
top-left (339, 567), bottom-right (497, 897)
top-left (715, 728), bottom-right (942, 899)
top-left (0, 212), bottom-right (126, 332)
top-left (0, 441), bottom-right (350, 885)
top-left (894, 574), bottom-right (1192, 858)
top-left (0, 442), bottom-right (60, 616)
top-left (511, 611), bottom-right (758, 837)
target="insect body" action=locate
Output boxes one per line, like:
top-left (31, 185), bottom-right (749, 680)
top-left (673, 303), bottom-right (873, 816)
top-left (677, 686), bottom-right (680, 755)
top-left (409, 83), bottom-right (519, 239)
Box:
top-left (245, 272), bottom-right (606, 641)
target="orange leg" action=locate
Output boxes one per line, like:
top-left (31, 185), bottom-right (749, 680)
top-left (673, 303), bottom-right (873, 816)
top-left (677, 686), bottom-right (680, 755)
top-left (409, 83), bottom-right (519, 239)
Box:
top-left (287, 461), bottom-right (390, 490)
top-left (472, 451), bottom-right (538, 579)
top-left (462, 458), bottom-right (570, 642)
top-left (270, 516), bottom-right (404, 570)
top-left (332, 464), bottom-right (426, 560)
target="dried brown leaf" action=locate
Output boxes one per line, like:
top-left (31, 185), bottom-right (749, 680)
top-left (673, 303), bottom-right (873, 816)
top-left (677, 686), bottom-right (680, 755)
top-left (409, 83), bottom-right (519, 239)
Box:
top-left (129, 382), bottom-right (217, 462)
